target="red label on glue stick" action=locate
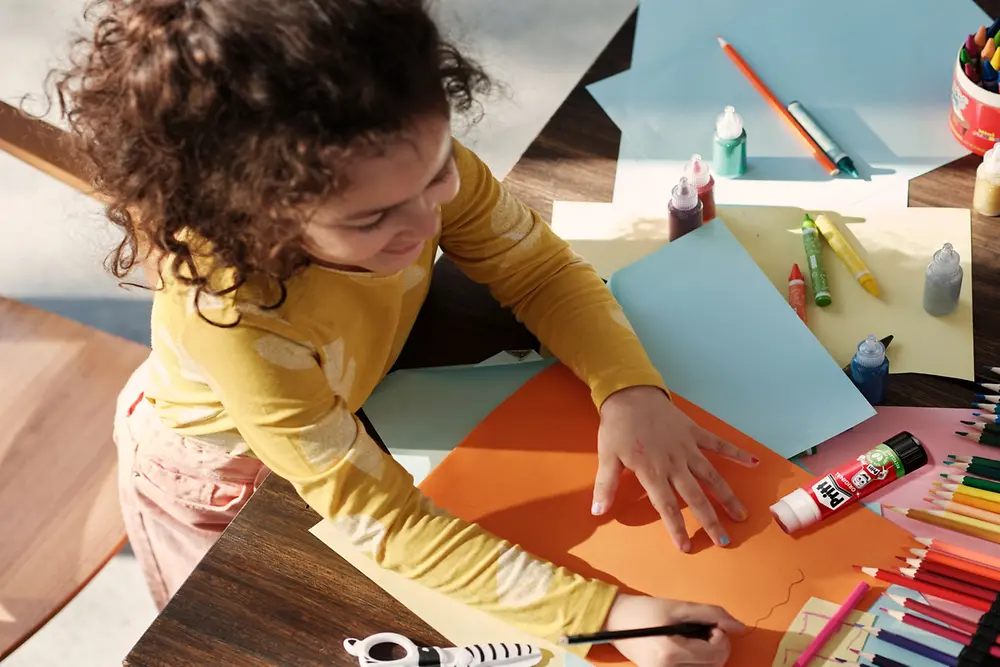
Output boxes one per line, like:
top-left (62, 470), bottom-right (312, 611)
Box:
top-left (771, 432), bottom-right (927, 534)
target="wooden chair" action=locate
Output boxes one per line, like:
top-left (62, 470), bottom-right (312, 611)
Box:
top-left (0, 101), bottom-right (150, 658)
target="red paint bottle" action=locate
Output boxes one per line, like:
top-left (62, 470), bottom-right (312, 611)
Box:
top-left (684, 154), bottom-right (716, 221)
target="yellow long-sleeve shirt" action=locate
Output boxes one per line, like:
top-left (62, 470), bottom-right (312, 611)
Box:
top-left (144, 139), bottom-right (667, 649)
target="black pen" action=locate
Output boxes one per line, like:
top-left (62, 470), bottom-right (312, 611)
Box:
top-left (558, 622), bottom-right (714, 646)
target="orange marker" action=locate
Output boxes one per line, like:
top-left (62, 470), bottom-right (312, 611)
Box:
top-left (788, 264), bottom-right (807, 324)
top-left (716, 35), bottom-right (839, 176)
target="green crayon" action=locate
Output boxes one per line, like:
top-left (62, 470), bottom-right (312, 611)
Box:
top-left (801, 214), bottom-right (832, 307)
top-left (960, 47), bottom-right (971, 65)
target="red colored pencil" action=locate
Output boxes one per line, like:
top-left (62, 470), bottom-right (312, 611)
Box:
top-left (857, 567), bottom-right (991, 612)
top-left (887, 594), bottom-right (997, 646)
top-left (898, 567), bottom-right (994, 601)
top-left (916, 536), bottom-right (1000, 569)
top-left (910, 548), bottom-right (1000, 583)
top-left (884, 610), bottom-right (1000, 658)
top-left (903, 557), bottom-right (1000, 593)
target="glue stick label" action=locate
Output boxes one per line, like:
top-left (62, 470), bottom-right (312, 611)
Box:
top-left (807, 444), bottom-right (903, 517)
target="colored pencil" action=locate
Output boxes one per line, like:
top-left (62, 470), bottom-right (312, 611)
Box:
top-left (971, 412), bottom-right (1000, 424)
top-left (889, 505), bottom-right (1000, 545)
top-left (942, 473), bottom-right (1000, 494)
top-left (849, 650), bottom-right (909, 667)
top-left (886, 594), bottom-right (989, 637)
top-left (976, 394), bottom-right (1000, 404)
top-left (955, 430), bottom-right (1000, 446)
top-left (715, 36), bottom-right (839, 176)
top-left (916, 536), bottom-right (1000, 569)
top-left (791, 581), bottom-right (869, 667)
top-left (984, 365), bottom-right (1000, 376)
top-left (885, 610), bottom-right (1000, 659)
top-left (896, 566), bottom-right (994, 601)
top-left (972, 402), bottom-right (1000, 414)
top-left (902, 557), bottom-right (1000, 592)
top-left (936, 481), bottom-right (1000, 505)
top-left (927, 497), bottom-right (1000, 527)
top-left (930, 487), bottom-right (1000, 515)
top-left (958, 421), bottom-right (1000, 436)
top-left (948, 452), bottom-right (1000, 466)
top-left (559, 622), bottom-right (713, 646)
top-left (909, 548), bottom-right (1000, 582)
top-left (946, 462), bottom-right (1000, 482)
top-left (978, 382), bottom-right (1000, 392)
top-left (862, 628), bottom-right (957, 666)
top-left (857, 567), bottom-right (991, 611)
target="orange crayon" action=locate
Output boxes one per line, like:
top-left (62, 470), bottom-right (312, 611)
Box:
top-left (984, 38), bottom-right (997, 61)
top-left (788, 264), bottom-right (807, 324)
top-left (977, 25), bottom-right (989, 49)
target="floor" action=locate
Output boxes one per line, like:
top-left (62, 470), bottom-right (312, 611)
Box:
top-left (0, 1), bottom-right (634, 664)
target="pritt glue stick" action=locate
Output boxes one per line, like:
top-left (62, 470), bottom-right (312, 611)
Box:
top-left (770, 432), bottom-right (928, 534)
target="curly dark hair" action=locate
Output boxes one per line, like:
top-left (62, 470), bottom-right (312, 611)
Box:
top-left (49, 0), bottom-right (491, 300)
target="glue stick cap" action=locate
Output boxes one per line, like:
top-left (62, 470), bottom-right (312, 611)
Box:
top-left (715, 105), bottom-right (744, 141)
top-left (769, 488), bottom-right (821, 534)
top-left (684, 154), bottom-right (712, 187)
top-left (854, 334), bottom-right (886, 368)
top-left (983, 142), bottom-right (1000, 174)
top-left (670, 176), bottom-right (699, 209)
top-left (884, 431), bottom-right (929, 475)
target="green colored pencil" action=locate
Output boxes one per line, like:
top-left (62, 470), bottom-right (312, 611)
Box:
top-left (955, 430), bottom-right (1000, 447)
top-left (948, 454), bottom-right (1000, 469)
top-left (946, 461), bottom-right (1000, 481)
top-left (941, 473), bottom-right (1000, 494)
top-left (960, 419), bottom-right (1000, 434)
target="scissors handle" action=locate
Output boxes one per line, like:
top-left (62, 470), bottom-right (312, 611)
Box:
top-left (344, 632), bottom-right (421, 666)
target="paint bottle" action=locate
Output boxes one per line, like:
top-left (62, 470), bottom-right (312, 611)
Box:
top-left (973, 142), bottom-right (1000, 216)
top-left (713, 106), bottom-right (747, 178)
top-left (923, 242), bottom-right (963, 317)
top-left (800, 214), bottom-right (831, 307)
top-left (850, 334), bottom-right (890, 405)
top-left (667, 176), bottom-right (703, 241)
top-left (683, 154), bottom-right (716, 221)
top-left (770, 432), bottom-right (928, 534)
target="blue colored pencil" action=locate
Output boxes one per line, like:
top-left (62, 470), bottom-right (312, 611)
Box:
top-left (973, 412), bottom-right (1000, 424)
top-left (863, 628), bottom-right (956, 666)
top-left (972, 402), bottom-right (1000, 414)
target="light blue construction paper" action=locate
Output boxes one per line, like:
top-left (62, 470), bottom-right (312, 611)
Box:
top-left (608, 219), bottom-right (875, 459)
top-left (362, 356), bottom-right (556, 456)
top-left (864, 584), bottom-right (964, 667)
top-left (588, 0), bottom-right (988, 196)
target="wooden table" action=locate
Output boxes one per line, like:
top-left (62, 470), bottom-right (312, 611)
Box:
top-left (124, 9), bottom-right (1000, 667)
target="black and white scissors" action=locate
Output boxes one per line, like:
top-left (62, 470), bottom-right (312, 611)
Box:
top-left (343, 632), bottom-right (544, 667)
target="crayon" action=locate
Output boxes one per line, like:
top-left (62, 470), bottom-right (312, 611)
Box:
top-left (787, 264), bottom-right (807, 323)
top-left (978, 26), bottom-right (990, 47)
top-left (942, 473), bottom-right (1000, 494)
top-left (966, 62), bottom-right (982, 84)
top-left (801, 215), bottom-right (831, 306)
top-left (968, 34), bottom-right (980, 57)
top-left (991, 47), bottom-right (1000, 73)
top-left (813, 214), bottom-right (879, 296)
top-left (984, 38), bottom-right (997, 62)
top-left (989, 16), bottom-right (1000, 39)
top-left (961, 47), bottom-right (971, 66)
top-left (984, 61), bottom-right (999, 92)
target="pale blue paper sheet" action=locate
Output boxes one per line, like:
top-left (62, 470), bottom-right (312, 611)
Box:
top-left (863, 585), bottom-right (964, 667)
top-left (588, 0), bottom-right (988, 209)
top-left (608, 219), bottom-right (875, 458)
top-left (361, 354), bottom-right (555, 482)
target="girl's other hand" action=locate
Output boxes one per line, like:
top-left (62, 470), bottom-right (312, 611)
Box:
top-left (593, 386), bottom-right (759, 551)
top-left (602, 593), bottom-right (743, 667)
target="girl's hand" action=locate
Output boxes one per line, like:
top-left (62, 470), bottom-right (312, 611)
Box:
top-left (603, 593), bottom-right (744, 667)
top-left (593, 386), bottom-right (759, 551)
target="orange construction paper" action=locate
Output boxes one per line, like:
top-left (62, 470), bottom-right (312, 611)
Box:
top-left (419, 363), bottom-right (916, 666)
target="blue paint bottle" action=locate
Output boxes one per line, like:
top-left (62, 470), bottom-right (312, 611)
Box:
top-left (850, 334), bottom-right (889, 405)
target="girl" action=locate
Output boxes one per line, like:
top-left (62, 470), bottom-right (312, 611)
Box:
top-left (53, 0), bottom-right (756, 664)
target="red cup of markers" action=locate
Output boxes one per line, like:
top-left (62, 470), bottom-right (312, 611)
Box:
top-left (951, 47), bottom-right (1000, 156)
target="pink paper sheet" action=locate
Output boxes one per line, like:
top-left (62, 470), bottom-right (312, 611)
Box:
top-left (802, 406), bottom-right (1000, 560)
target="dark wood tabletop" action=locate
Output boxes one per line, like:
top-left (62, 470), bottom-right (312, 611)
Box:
top-left (123, 8), bottom-right (1000, 667)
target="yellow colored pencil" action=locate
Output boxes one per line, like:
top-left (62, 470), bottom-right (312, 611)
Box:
top-left (813, 214), bottom-right (880, 297)
top-left (927, 497), bottom-right (1000, 526)
top-left (935, 481), bottom-right (1000, 505)
top-left (887, 506), bottom-right (1000, 544)
top-left (930, 487), bottom-right (1000, 514)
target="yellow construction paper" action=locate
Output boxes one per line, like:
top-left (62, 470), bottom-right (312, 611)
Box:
top-left (771, 597), bottom-right (875, 667)
top-left (308, 520), bottom-right (578, 667)
top-left (551, 201), bottom-right (974, 380)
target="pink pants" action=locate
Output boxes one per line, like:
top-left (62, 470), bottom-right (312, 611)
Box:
top-left (114, 362), bottom-right (270, 610)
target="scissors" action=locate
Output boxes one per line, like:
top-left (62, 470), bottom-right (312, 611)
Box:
top-left (343, 632), bottom-right (544, 667)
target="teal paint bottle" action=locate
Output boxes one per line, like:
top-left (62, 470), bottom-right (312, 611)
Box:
top-left (713, 106), bottom-right (747, 178)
